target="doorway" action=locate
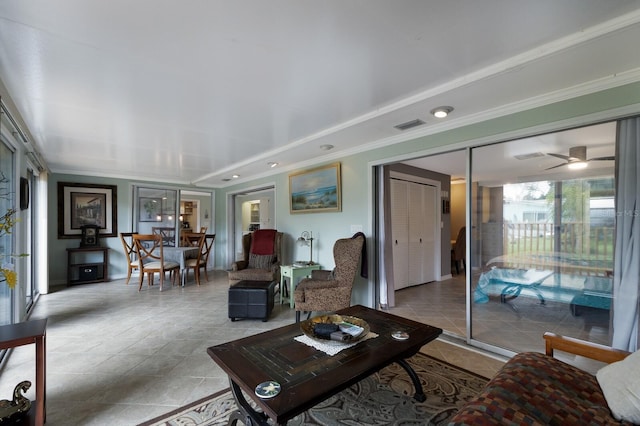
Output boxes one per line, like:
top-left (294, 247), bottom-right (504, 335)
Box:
top-left (227, 186), bottom-right (276, 267)
top-left (390, 173), bottom-right (439, 290)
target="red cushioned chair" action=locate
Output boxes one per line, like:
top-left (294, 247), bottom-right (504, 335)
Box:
top-left (228, 229), bottom-right (283, 286)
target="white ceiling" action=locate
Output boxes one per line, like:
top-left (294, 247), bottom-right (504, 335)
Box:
top-left (405, 121), bottom-right (618, 186)
top-left (1, 1), bottom-right (640, 187)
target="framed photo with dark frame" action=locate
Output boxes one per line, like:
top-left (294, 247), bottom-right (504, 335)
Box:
top-left (58, 182), bottom-right (117, 239)
top-left (289, 163), bottom-right (341, 213)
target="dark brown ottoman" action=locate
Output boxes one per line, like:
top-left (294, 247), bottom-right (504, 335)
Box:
top-left (228, 280), bottom-right (276, 322)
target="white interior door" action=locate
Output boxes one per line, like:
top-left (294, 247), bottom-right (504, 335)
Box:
top-left (408, 182), bottom-right (424, 285)
top-left (392, 178), bottom-right (439, 291)
top-left (391, 180), bottom-right (409, 290)
top-left (421, 184), bottom-right (437, 283)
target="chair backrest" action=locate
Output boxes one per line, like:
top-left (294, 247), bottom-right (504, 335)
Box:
top-left (120, 232), bottom-right (138, 262)
top-left (152, 227), bottom-right (176, 246)
top-left (183, 232), bottom-right (206, 263)
top-left (333, 234), bottom-right (365, 287)
top-left (133, 234), bottom-right (164, 266)
top-left (202, 234), bottom-right (216, 264)
top-left (453, 226), bottom-right (466, 260)
top-left (249, 229), bottom-right (278, 255)
top-left (240, 230), bottom-right (282, 264)
top-left (183, 232), bottom-right (204, 247)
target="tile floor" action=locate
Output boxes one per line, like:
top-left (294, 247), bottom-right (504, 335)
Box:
top-left (388, 272), bottom-right (611, 373)
top-left (0, 270), bottom-right (507, 425)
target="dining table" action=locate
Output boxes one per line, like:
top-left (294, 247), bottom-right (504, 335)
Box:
top-left (163, 246), bottom-right (199, 286)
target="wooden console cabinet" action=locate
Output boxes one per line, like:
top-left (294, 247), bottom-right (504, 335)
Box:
top-left (66, 247), bottom-right (109, 285)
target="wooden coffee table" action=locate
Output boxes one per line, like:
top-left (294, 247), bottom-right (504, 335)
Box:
top-left (207, 305), bottom-right (442, 425)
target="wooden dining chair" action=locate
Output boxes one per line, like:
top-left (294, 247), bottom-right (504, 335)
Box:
top-left (119, 232), bottom-right (139, 284)
top-left (183, 233), bottom-right (206, 285)
top-left (152, 226), bottom-right (176, 246)
top-left (132, 234), bottom-right (180, 291)
top-left (199, 234), bottom-right (216, 282)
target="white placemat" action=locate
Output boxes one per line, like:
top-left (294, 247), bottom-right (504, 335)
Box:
top-left (294, 332), bottom-right (378, 356)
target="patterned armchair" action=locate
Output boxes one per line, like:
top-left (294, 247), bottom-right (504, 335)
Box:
top-left (294, 234), bottom-right (365, 322)
top-left (228, 229), bottom-right (283, 286)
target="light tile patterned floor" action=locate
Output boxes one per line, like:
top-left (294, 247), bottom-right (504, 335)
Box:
top-left (0, 270), bottom-right (506, 425)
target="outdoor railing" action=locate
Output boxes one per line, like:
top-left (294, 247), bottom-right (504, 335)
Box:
top-left (500, 222), bottom-right (614, 276)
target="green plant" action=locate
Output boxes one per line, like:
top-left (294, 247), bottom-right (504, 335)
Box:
top-left (1, 172), bottom-right (25, 289)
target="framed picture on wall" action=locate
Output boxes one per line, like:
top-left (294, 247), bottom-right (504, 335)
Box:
top-left (58, 182), bottom-right (117, 238)
top-left (139, 197), bottom-right (162, 222)
top-left (289, 163), bottom-right (341, 213)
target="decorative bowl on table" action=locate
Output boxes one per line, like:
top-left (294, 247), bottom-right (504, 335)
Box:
top-left (300, 314), bottom-right (369, 343)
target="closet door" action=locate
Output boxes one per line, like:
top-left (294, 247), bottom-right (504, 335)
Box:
top-left (408, 182), bottom-right (438, 285)
top-left (408, 182), bottom-right (425, 285)
top-left (391, 180), bottom-right (409, 289)
top-left (421, 184), bottom-right (437, 283)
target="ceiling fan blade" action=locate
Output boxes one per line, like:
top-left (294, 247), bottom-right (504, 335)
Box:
top-left (589, 156), bottom-right (615, 161)
top-left (545, 163), bottom-right (567, 170)
top-left (547, 153), bottom-right (570, 161)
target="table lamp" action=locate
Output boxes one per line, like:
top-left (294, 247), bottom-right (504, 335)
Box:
top-left (297, 231), bottom-right (315, 265)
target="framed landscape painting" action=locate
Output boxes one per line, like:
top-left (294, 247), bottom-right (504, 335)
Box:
top-left (289, 163), bottom-right (341, 213)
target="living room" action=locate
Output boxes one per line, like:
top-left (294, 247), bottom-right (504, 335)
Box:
top-left (2, 2), bottom-right (640, 424)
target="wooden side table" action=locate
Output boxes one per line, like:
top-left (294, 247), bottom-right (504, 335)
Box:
top-left (0, 318), bottom-right (47, 425)
top-left (66, 247), bottom-right (109, 285)
top-left (280, 264), bottom-right (321, 308)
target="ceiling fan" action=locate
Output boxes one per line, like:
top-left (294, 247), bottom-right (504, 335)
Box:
top-left (546, 145), bottom-right (614, 170)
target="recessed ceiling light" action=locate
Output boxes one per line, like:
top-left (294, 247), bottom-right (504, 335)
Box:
top-left (232, 174), bottom-right (240, 179)
top-left (319, 144), bottom-right (334, 151)
top-left (430, 106), bottom-right (454, 118)
top-left (268, 162), bottom-right (278, 168)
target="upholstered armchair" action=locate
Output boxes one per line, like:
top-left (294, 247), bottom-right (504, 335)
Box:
top-left (228, 229), bottom-right (283, 286)
top-left (294, 234), bottom-right (365, 322)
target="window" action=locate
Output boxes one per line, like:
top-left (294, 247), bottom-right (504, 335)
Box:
top-left (134, 187), bottom-right (178, 245)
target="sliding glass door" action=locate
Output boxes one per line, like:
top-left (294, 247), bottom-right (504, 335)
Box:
top-left (469, 122), bottom-right (615, 353)
top-left (0, 139), bottom-right (15, 327)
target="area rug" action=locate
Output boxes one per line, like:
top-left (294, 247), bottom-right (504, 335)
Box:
top-left (140, 353), bottom-right (488, 426)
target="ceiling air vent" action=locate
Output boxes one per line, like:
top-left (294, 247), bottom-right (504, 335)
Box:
top-left (394, 119), bottom-right (425, 131)
top-left (514, 152), bottom-right (545, 160)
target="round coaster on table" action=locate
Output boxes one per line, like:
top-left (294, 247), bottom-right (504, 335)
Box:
top-left (255, 381), bottom-right (281, 399)
top-left (391, 331), bottom-right (409, 341)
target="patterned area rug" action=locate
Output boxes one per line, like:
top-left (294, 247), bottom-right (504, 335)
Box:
top-left (139, 353), bottom-right (488, 426)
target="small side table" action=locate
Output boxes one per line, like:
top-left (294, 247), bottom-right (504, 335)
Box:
top-left (0, 318), bottom-right (47, 425)
top-left (280, 264), bottom-right (321, 308)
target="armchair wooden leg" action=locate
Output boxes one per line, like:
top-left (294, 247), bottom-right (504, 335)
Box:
top-left (295, 311), bottom-right (312, 323)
